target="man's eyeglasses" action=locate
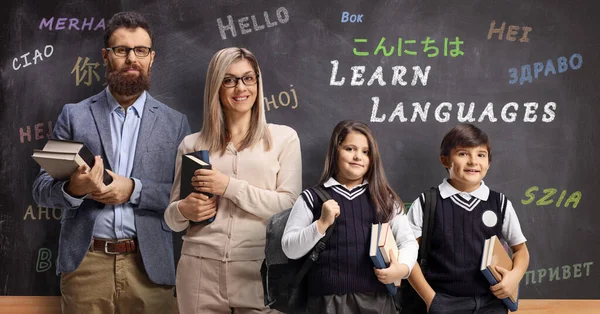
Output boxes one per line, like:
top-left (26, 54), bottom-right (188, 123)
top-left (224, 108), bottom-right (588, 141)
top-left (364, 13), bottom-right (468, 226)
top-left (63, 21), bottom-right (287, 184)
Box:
top-left (106, 46), bottom-right (152, 58)
top-left (222, 74), bottom-right (259, 88)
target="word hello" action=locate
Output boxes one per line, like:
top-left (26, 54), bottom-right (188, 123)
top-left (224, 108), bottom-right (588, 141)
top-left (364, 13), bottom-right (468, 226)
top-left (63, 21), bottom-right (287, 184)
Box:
top-left (521, 187), bottom-right (582, 208)
top-left (341, 12), bottom-right (363, 23)
top-left (329, 60), bottom-right (430, 87)
top-left (487, 20), bottom-right (532, 42)
top-left (217, 7), bottom-right (289, 40)
top-left (524, 261), bottom-right (593, 285)
top-left (39, 17), bottom-right (105, 31)
top-left (19, 121), bottom-right (53, 143)
top-left (370, 99), bottom-right (556, 123)
top-left (12, 45), bottom-right (54, 71)
top-left (23, 205), bottom-right (63, 220)
top-left (264, 86), bottom-right (298, 111)
top-left (509, 53), bottom-right (583, 85)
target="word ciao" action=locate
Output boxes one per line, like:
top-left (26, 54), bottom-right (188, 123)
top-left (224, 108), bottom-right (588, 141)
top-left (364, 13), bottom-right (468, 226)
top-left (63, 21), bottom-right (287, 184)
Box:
top-left (509, 54), bottom-right (583, 85)
top-left (217, 7), bottom-right (289, 40)
top-left (24, 205), bottom-right (63, 220)
top-left (264, 86), bottom-right (298, 111)
top-left (353, 37), bottom-right (464, 58)
top-left (12, 45), bottom-right (54, 71)
top-left (370, 99), bottom-right (556, 123)
top-left (487, 20), bottom-right (532, 42)
top-left (521, 187), bottom-right (581, 208)
top-left (19, 121), bottom-right (53, 143)
top-left (329, 60), bottom-right (430, 87)
top-left (39, 17), bottom-right (105, 31)
top-left (524, 261), bottom-right (593, 285)
top-left (341, 12), bottom-right (363, 23)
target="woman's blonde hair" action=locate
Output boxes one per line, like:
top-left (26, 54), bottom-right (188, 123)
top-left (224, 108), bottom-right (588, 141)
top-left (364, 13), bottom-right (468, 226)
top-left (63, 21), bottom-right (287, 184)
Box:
top-left (196, 47), bottom-right (271, 153)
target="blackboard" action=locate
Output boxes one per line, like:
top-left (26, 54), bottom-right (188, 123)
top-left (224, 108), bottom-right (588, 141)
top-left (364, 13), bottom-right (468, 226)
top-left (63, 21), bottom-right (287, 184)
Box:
top-left (1, 0), bottom-right (598, 299)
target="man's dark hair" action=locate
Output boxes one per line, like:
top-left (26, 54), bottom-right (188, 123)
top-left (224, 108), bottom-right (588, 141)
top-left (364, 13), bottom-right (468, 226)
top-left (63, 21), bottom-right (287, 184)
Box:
top-left (104, 11), bottom-right (153, 47)
top-left (440, 123), bottom-right (492, 162)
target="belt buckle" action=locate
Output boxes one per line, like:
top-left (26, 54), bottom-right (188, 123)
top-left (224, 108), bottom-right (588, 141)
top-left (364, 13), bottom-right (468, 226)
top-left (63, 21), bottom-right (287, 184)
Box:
top-left (104, 241), bottom-right (120, 255)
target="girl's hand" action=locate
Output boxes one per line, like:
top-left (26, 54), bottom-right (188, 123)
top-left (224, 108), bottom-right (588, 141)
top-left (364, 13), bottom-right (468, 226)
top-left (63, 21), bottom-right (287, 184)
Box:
top-left (192, 168), bottom-right (230, 196)
top-left (490, 266), bottom-right (519, 300)
top-left (178, 193), bottom-right (217, 222)
top-left (316, 200), bottom-right (340, 234)
top-left (374, 249), bottom-right (408, 285)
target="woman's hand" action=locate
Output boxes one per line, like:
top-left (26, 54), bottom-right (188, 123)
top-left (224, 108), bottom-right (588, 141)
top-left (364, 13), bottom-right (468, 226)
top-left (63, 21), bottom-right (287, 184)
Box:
top-left (193, 168), bottom-right (230, 196)
top-left (178, 193), bottom-right (217, 222)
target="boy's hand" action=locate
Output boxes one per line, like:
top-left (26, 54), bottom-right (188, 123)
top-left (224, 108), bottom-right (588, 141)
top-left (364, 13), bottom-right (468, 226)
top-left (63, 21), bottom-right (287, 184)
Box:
top-left (374, 248), bottom-right (408, 285)
top-left (316, 200), bottom-right (339, 234)
top-left (490, 266), bottom-right (520, 299)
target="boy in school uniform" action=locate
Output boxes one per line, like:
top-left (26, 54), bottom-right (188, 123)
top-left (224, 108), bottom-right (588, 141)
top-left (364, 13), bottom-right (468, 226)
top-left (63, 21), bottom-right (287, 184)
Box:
top-left (406, 123), bottom-right (530, 314)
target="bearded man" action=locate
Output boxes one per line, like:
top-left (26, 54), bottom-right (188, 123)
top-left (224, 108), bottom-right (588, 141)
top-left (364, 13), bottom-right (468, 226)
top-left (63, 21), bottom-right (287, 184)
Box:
top-left (32, 11), bottom-right (190, 314)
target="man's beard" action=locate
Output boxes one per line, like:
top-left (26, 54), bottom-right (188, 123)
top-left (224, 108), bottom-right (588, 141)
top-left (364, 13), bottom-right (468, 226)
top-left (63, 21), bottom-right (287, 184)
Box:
top-left (105, 62), bottom-right (151, 96)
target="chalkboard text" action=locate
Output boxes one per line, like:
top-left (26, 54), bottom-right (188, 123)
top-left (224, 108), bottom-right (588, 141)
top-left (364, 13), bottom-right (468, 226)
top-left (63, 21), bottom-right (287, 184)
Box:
top-left (264, 86), bottom-right (298, 111)
top-left (217, 7), bottom-right (289, 40)
top-left (353, 37), bottom-right (464, 57)
top-left (36, 248), bottom-right (53, 272)
top-left (525, 261), bottom-right (593, 285)
top-left (521, 186), bottom-right (582, 208)
top-left (23, 205), bottom-right (63, 220)
top-left (39, 17), bottom-right (105, 31)
top-left (487, 20), bottom-right (532, 43)
top-left (19, 121), bottom-right (53, 143)
top-left (509, 53), bottom-right (583, 85)
top-left (370, 99), bottom-right (557, 123)
top-left (341, 12), bottom-right (363, 23)
top-left (12, 45), bottom-right (54, 71)
top-left (329, 60), bottom-right (430, 87)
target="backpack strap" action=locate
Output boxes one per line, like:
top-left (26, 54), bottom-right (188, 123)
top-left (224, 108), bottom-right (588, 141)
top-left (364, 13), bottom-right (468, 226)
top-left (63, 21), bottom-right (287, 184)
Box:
top-left (293, 185), bottom-right (334, 286)
top-left (419, 187), bottom-right (437, 273)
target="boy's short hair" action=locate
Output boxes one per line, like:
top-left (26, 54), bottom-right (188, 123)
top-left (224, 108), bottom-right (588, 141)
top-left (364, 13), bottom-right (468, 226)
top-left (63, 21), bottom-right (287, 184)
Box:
top-left (440, 123), bottom-right (492, 162)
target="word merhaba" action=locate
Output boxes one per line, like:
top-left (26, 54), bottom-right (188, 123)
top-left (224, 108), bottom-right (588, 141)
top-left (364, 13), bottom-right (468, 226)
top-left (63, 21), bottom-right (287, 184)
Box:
top-left (370, 98), bottom-right (557, 123)
top-left (217, 7), bottom-right (289, 40)
top-left (23, 205), bottom-right (63, 220)
top-left (265, 86), bottom-right (298, 111)
top-left (522, 186), bottom-right (582, 208)
top-left (525, 262), bottom-right (593, 285)
top-left (329, 60), bottom-right (430, 86)
top-left (12, 45), bottom-right (54, 71)
top-left (39, 17), bottom-right (105, 31)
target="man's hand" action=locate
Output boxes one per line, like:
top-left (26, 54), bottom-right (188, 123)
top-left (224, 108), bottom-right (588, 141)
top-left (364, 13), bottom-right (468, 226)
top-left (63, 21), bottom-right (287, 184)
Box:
top-left (65, 156), bottom-right (105, 197)
top-left (178, 193), bottom-right (217, 222)
top-left (490, 266), bottom-right (520, 300)
top-left (90, 170), bottom-right (134, 205)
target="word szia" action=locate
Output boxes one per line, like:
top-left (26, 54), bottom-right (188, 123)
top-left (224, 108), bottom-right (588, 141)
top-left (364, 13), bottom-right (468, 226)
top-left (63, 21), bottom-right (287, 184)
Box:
top-left (353, 37), bottom-right (464, 57)
top-left (509, 53), bottom-right (583, 85)
top-left (36, 248), bottom-right (53, 272)
top-left (24, 205), bottom-right (63, 220)
top-left (19, 121), bottom-right (53, 143)
top-left (487, 20), bottom-right (532, 42)
top-left (521, 187), bottom-right (582, 208)
top-left (370, 99), bottom-right (556, 123)
top-left (329, 60), bottom-right (430, 87)
top-left (217, 7), bottom-right (289, 40)
top-left (264, 86), bottom-right (298, 111)
top-left (39, 17), bottom-right (105, 31)
top-left (341, 12), bottom-right (363, 23)
top-left (524, 262), bottom-right (593, 285)
top-left (12, 45), bottom-right (54, 71)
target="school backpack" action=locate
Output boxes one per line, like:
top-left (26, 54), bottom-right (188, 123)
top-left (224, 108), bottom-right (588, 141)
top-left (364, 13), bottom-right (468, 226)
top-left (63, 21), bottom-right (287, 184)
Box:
top-left (260, 186), bottom-right (333, 314)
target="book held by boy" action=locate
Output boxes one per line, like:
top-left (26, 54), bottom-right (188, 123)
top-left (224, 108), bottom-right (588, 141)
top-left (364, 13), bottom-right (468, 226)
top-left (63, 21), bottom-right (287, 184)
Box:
top-left (180, 150), bottom-right (214, 224)
top-left (368, 223), bottom-right (399, 295)
top-left (31, 139), bottom-right (113, 185)
top-left (480, 235), bottom-right (518, 311)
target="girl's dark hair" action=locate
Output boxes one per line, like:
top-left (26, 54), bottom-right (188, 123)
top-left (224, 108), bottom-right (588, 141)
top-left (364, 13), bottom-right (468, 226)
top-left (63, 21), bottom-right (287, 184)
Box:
top-left (440, 123), bottom-right (492, 162)
top-left (104, 12), bottom-right (153, 47)
top-left (319, 120), bottom-right (403, 221)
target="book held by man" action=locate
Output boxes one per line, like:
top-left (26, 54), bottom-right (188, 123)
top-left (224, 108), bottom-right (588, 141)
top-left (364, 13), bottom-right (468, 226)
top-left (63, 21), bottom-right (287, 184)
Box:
top-left (180, 150), bottom-right (214, 224)
top-left (32, 139), bottom-right (113, 185)
top-left (480, 235), bottom-right (518, 311)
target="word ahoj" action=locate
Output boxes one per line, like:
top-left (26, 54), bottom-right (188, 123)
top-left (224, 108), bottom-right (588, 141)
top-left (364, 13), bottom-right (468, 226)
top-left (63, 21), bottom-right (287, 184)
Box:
top-left (264, 86), bottom-right (298, 111)
top-left (217, 7), bottom-right (289, 40)
top-left (12, 45), bottom-right (54, 71)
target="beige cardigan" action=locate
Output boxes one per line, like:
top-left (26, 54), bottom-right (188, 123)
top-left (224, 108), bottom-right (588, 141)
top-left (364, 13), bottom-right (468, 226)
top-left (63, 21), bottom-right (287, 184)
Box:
top-left (164, 124), bottom-right (302, 261)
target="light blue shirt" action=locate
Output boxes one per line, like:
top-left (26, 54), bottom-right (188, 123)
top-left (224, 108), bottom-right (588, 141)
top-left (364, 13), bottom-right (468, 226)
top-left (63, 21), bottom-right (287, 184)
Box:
top-left (62, 87), bottom-right (144, 239)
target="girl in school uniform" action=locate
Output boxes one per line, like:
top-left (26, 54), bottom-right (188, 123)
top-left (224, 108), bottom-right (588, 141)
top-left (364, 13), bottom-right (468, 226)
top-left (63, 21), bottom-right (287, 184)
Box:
top-left (282, 120), bottom-right (418, 313)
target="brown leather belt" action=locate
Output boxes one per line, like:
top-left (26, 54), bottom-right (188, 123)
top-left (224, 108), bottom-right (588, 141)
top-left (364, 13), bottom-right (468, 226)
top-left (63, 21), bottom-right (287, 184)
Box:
top-left (91, 239), bottom-right (137, 254)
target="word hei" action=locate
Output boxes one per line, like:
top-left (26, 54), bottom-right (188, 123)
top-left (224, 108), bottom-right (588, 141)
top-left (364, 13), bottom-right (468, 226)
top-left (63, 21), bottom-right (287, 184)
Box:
top-left (487, 20), bottom-right (532, 42)
top-left (217, 7), bottom-right (289, 40)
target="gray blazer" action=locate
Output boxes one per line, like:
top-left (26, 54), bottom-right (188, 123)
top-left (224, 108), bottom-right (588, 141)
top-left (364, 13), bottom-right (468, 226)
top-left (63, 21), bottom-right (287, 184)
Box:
top-left (32, 90), bottom-right (191, 285)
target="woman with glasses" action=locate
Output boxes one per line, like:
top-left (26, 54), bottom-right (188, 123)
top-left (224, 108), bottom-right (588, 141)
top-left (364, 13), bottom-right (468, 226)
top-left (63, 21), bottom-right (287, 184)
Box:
top-left (164, 47), bottom-right (302, 313)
